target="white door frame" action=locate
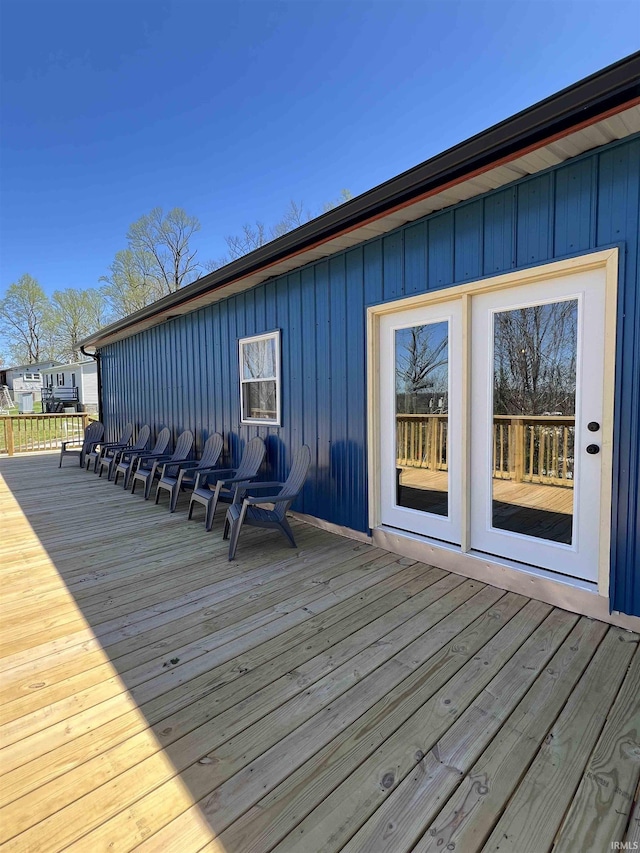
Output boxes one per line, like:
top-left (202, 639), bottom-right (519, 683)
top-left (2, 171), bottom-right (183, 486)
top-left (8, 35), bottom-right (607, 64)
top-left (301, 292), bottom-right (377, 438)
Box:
top-left (367, 248), bottom-right (619, 597)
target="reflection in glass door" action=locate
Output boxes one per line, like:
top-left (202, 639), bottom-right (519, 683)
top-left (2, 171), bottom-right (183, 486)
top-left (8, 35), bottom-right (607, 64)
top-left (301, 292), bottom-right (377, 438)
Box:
top-left (491, 299), bottom-right (577, 545)
top-left (395, 322), bottom-right (449, 518)
top-left (380, 302), bottom-right (462, 544)
top-left (470, 269), bottom-right (607, 583)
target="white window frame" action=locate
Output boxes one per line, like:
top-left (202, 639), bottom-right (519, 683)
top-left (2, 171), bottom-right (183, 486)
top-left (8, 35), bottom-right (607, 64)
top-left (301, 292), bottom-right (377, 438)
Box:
top-left (239, 330), bottom-right (281, 426)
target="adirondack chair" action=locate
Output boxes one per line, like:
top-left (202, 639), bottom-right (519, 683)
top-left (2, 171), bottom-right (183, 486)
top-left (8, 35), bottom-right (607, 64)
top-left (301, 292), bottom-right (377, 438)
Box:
top-left (188, 435), bottom-right (266, 531)
top-left (223, 445), bottom-right (311, 560)
top-left (131, 429), bottom-right (194, 500)
top-left (85, 422), bottom-right (133, 473)
top-left (155, 432), bottom-right (223, 512)
top-left (114, 427), bottom-right (170, 489)
top-left (99, 424), bottom-right (150, 481)
top-left (59, 420), bottom-right (104, 468)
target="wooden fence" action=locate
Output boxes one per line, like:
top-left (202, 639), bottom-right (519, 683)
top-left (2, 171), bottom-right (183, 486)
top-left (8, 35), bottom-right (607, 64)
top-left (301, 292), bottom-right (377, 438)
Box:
top-left (396, 414), bottom-right (575, 488)
top-left (0, 413), bottom-right (91, 456)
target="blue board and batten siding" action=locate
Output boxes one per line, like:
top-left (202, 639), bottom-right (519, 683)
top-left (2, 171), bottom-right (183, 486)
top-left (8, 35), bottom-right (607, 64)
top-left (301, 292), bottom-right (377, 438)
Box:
top-left (100, 135), bottom-right (640, 617)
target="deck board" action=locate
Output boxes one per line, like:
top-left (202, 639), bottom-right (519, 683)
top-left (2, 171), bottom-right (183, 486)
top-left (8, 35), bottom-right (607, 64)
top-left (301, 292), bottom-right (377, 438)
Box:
top-left (0, 451), bottom-right (638, 852)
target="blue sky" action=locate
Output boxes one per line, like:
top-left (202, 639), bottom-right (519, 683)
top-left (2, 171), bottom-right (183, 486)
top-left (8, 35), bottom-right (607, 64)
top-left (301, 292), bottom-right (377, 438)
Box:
top-left (1, 0), bottom-right (638, 297)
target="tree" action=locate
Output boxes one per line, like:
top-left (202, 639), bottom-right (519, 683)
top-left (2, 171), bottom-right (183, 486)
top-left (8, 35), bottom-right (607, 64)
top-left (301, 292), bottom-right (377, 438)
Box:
top-left (101, 208), bottom-right (202, 318)
top-left (493, 301), bottom-right (577, 416)
top-left (0, 274), bottom-right (52, 364)
top-left (127, 207), bottom-right (201, 295)
top-left (396, 324), bottom-right (449, 414)
top-left (100, 249), bottom-right (162, 320)
top-left (207, 191), bottom-right (353, 271)
top-left (50, 288), bottom-right (107, 362)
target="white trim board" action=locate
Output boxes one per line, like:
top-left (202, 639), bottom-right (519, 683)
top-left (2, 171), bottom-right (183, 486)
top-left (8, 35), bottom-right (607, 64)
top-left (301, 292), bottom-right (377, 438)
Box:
top-left (372, 526), bottom-right (640, 632)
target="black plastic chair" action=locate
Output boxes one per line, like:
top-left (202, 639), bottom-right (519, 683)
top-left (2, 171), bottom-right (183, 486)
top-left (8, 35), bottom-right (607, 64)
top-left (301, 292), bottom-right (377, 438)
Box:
top-left (114, 427), bottom-right (169, 489)
top-left (59, 420), bottom-right (104, 468)
top-left (155, 432), bottom-right (223, 512)
top-left (131, 429), bottom-right (194, 500)
top-left (86, 422), bottom-right (133, 473)
top-left (188, 436), bottom-right (266, 531)
top-left (223, 445), bottom-right (311, 560)
top-left (99, 424), bottom-right (150, 481)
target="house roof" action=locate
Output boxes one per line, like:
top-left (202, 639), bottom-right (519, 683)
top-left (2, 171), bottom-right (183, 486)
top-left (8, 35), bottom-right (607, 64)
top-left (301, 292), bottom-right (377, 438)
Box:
top-left (3, 360), bottom-right (62, 372)
top-left (40, 360), bottom-right (95, 372)
top-left (80, 51), bottom-right (640, 351)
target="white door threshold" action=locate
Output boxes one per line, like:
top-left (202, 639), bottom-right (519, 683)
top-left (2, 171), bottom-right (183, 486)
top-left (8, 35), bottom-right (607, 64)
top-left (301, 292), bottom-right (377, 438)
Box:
top-left (372, 525), bottom-right (640, 632)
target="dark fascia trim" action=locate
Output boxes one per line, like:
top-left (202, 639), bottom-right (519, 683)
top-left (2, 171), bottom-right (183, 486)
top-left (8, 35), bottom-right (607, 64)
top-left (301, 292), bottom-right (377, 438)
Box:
top-left (80, 51), bottom-right (640, 349)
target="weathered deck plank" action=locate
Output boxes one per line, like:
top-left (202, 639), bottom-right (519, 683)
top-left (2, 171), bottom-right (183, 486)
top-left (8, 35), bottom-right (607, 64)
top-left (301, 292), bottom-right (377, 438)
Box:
top-left (0, 451), bottom-right (638, 852)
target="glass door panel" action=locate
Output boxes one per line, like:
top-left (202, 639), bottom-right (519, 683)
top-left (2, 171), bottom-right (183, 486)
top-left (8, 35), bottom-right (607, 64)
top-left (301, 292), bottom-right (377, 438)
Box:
top-left (470, 268), bottom-right (607, 583)
top-left (395, 322), bottom-right (449, 518)
top-left (491, 300), bottom-right (577, 545)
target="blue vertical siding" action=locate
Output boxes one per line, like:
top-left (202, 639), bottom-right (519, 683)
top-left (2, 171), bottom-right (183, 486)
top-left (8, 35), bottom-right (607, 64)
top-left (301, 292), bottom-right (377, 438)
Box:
top-left (100, 134), bottom-right (640, 617)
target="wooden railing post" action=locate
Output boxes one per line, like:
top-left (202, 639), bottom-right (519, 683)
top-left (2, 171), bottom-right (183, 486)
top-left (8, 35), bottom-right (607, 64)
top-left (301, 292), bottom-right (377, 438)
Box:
top-left (5, 417), bottom-right (14, 457)
top-left (513, 417), bottom-right (524, 483)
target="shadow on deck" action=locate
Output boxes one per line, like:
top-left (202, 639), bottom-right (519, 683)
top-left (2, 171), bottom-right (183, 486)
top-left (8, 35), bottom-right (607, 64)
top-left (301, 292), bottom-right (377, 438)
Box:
top-left (0, 452), bottom-right (639, 852)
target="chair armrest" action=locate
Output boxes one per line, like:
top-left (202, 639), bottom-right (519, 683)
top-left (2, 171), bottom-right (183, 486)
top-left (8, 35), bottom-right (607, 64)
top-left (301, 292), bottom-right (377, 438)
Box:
top-left (160, 457), bottom-right (193, 477)
top-left (243, 481), bottom-right (286, 491)
top-left (101, 441), bottom-right (129, 451)
top-left (136, 452), bottom-right (172, 464)
top-left (171, 460), bottom-right (201, 471)
top-left (118, 449), bottom-right (140, 462)
top-left (200, 466), bottom-right (235, 477)
top-left (193, 467), bottom-right (235, 490)
top-left (244, 492), bottom-right (291, 506)
top-left (223, 473), bottom-right (262, 485)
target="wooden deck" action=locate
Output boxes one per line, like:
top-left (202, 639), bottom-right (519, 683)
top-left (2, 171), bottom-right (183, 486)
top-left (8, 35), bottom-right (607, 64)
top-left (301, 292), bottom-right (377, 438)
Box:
top-left (1, 451), bottom-right (639, 853)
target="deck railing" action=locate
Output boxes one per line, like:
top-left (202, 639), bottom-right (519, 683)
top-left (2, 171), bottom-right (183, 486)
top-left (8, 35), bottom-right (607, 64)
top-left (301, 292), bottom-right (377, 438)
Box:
top-left (396, 413), bottom-right (575, 488)
top-left (0, 413), bottom-right (90, 456)
top-left (396, 414), bottom-right (449, 471)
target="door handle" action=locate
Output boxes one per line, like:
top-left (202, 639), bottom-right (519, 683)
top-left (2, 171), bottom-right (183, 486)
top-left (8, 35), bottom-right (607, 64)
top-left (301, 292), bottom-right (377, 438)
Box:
top-left (586, 444), bottom-right (600, 455)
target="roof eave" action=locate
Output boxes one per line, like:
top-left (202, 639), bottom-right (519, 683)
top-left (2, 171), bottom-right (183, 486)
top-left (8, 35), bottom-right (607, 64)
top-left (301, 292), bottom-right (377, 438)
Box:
top-left (79, 50), bottom-right (640, 350)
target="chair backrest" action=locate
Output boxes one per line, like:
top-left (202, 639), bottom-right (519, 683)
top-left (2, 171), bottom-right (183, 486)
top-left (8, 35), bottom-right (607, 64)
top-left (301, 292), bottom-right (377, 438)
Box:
top-left (118, 422), bottom-right (134, 446)
top-left (131, 424), bottom-right (151, 452)
top-left (82, 420), bottom-right (104, 449)
top-left (150, 427), bottom-right (171, 455)
top-left (170, 430), bottom-right (194, 461)
top-left (198, 433), bottom-right (224, 469)
top-left (236, 436), bottom-right (266, 481)
top-left (275, 445), bottom-right (312, 518)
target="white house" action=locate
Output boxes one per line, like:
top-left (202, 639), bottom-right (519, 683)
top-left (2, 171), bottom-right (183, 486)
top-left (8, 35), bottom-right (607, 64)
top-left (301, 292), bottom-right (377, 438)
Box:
top-left (40, 360), bottom-right (99, 413)
top-left (0, 361), bottom-right (62, 404)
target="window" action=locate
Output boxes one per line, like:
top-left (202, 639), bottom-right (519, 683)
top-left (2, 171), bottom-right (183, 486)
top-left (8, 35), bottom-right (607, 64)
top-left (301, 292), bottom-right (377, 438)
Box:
top-left (71, 373), bottom-right (76, 388)
top-left (57, 373), bottom-right (65, 386)
top-left (24, 373), bottom-right (34, 380)
top-left (239, 330), bottom-right (281, 425)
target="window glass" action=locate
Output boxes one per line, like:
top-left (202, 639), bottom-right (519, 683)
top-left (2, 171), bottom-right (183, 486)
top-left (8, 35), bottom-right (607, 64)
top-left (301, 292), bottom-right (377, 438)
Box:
top-left (239, 331), bottom-right (280, 424)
